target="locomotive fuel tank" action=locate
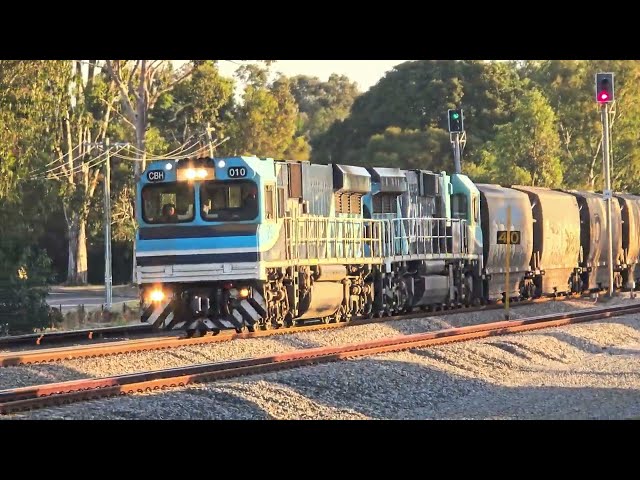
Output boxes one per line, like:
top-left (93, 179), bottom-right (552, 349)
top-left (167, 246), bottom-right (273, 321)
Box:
top-left (476, 184), bottom-right (534, 300)
top-left (511, 186), bottom-right (580, 295)
top-left (565, 191), bottom-right (623, 290)
top-left (295, 266), bottom-right (347, 321)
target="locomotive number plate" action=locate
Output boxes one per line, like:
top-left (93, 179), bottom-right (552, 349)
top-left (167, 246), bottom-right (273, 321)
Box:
top-left (227, 167), bottom-right (247, 178)
top-left (497, 230), bottom-right (521, 245)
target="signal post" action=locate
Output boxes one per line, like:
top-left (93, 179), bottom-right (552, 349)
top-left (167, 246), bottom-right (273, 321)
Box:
top-left (596, 72), bottom-right (615, 298)
top-left (448, 109), bottom-right (466, 174)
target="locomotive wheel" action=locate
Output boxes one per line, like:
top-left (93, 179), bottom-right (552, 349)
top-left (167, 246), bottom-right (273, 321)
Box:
top-left (283, 314), bottom-right (295, 328)
top-left (363, 304), bottom-right (374, 319)
top-left (463, 275), bottom-right (474, 306)
top-left (186, 328), bottom-right (207, 338)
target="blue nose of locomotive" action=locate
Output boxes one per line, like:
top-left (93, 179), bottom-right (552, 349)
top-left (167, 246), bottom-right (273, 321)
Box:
top-left (134, 156), bottom-right (278, 285)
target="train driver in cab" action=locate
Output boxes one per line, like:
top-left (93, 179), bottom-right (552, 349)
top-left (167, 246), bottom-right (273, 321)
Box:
top-left (243, 185), bottom-right (258, 215)
top-left (160, 203), bottom-right (179, 223)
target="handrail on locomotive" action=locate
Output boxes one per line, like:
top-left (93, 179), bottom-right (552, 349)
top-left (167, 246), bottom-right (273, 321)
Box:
top-left (275, 215), bottom-right (469, 262)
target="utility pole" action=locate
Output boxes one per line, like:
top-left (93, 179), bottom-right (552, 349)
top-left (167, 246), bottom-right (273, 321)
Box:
top-left (104, 137), bottom-right (112, 310)
top-left (85, 139), bottom-right (129, 310)
top-left (596, 72), bottom-right (615, 298)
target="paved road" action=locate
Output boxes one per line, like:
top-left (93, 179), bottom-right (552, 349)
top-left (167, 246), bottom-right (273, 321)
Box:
top-left (47, 285), bottom-right (139, 313)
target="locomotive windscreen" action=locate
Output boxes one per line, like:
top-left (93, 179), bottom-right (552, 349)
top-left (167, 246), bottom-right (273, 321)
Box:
top-left (142, 182), bottom-right (194, 224)
top-left (200, 180), bottom-right (259, 221)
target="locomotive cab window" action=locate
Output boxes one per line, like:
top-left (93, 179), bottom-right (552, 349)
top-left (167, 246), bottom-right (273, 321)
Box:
top-left (200, 180), bottom-right (259, 221)
top-left (141, 183), bottom-right (195, 224)
top-left (451, 193), bottom-right (468, 220)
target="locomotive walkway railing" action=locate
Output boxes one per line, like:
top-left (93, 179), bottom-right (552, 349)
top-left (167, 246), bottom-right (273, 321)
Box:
top-left (282, 216), bottom-right (469, 263)
top-left (283, 216), bottom-right (385, 262)
top-left (387, 217), bottom-right (469, 259)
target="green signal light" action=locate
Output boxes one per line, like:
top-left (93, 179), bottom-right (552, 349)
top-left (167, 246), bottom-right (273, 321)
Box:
top-left (451, 113), bottom-right (460, 119)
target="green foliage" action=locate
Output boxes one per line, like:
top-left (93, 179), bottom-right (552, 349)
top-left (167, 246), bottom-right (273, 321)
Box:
top-left (234, 63), bottom-right (271, 88)
top-left (346, 126), bottom-right (451, 171)
top-left (524, 60), bottom-right (604, 189)
top-left (477, 89), bottom-right (563, 187)
top-left (153, 61), bottom-right (235, 148)
top-left (145, 127), bottom-right (171, 156)
top-left (0, 245), bottom-right (56, 335)
top-left (0, 61), bottom-right (68, 199)
top-left (0, 61), bottom-right (67, 333)
top-left (111, 185), bottom-right (137, 242)
top-left (283, 136), bottom-right (311, 161)
top-left (228, 75), bottom-right (301, 158)
top-left (0, 187), bottom-right (57, 334)
top-left (289, 74), bottom-right (360, 140)
top-left (311, 60), bottom-right (526, 169)
top-left (524, 60), bottom-right (640, 191)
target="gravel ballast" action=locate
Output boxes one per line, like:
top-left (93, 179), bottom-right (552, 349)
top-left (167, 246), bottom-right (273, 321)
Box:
top-left (4, 294), bottom-right (640, 420)
top-left (0, 295), bottom-right (634, 391)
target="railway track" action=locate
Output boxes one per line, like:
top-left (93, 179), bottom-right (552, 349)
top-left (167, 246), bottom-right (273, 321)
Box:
top-left (1, 301), bottom-right (639, 415)
top-left (0, 296), bottom-right (564, 367)
top-left (6, 292), bottom-right (589, 352)
top-left (0, 323), bottom-right (153, 349)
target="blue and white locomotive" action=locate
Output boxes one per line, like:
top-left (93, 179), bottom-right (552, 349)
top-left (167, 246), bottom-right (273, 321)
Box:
top-left (135, 156), bottom-right (481, 335)
top-left (135, 155), bottom-right (640, 336)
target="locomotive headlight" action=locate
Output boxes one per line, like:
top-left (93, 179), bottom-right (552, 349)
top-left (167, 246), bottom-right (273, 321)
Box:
top-left (177, 167), bottom-right (215, 181)
top-left (217, 160), bottom-right (226, 168)
top-left (149, 289), bottom-right (165, 303)
top-left (165, 162), bottom-right (173, 170)
top-left (228, 287), bottom-right (250, 299)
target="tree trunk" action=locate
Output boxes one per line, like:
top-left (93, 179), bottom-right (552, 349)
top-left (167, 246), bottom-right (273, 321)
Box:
top-left (136, 60), bottom-right (148, 175)
top-left (66, 213), bottom-right (77, 284)
top-left (135, 120), bottom-right (146, 173)
top-left (65, 209), bottom-right (88, 285)
top-left (75, 218), bottom-right (88, 285)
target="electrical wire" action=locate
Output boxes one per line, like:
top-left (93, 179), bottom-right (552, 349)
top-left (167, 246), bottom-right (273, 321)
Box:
top-left (27, 143), bottom-right (83, 176)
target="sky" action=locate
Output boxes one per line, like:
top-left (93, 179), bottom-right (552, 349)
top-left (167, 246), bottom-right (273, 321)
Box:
top-left (213, 60), bottom-right (412, 93)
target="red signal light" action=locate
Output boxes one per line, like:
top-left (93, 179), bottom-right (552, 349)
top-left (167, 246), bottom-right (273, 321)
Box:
top-left (595, 73), bottom-right (614, 104)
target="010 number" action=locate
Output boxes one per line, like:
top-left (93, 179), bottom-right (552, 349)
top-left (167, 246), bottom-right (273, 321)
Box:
top-left (227, 167), bottom-right (247, 178)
